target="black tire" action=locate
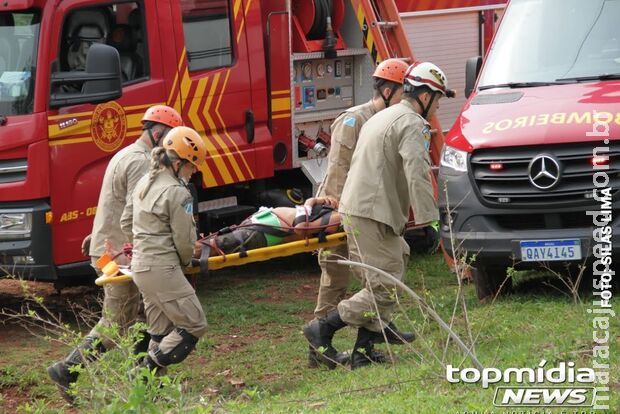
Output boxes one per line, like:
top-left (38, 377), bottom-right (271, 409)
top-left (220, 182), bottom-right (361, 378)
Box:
top-left (472, 265), bottom-right (512, 301)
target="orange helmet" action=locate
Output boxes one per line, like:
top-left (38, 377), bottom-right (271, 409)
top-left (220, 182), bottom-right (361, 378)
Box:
top-left (163, 126), bottom-right (207, 168)
top-left (141, 105), bottom-right (183, 128)
top-left (373, 58), bottom-right (409, 84)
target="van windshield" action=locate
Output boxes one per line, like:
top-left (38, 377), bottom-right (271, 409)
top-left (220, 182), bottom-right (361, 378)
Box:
top-left (478, 0), bottom-right (620, 88)
top-left (0, 11), bottom-right (40, 116)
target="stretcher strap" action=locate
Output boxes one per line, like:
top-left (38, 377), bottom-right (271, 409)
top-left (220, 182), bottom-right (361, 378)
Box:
top-left (292, 205), bottom-right (334, 227)
top-left (317, 212), bottom-right (331, 243)
top-left (199, 243), bottom-right (211, 278)
top-left (233, 230), bottom-right (249, 258)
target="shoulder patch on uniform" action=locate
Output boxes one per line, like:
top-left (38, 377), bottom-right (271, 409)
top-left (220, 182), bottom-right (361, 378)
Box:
top-left (343, 116), bottom-right (356, 127)
top-left (182, 197), bottom-right (194, 215)
top-left (422, 125), bottom-right (432, 151)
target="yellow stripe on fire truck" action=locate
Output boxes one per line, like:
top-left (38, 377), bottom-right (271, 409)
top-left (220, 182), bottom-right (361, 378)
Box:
top-left (356, 5), bottom-right (381, 65)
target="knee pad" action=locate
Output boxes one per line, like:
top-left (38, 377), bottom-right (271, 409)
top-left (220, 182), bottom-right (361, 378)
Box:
top-left (153, 328), bottom-right (199, 366)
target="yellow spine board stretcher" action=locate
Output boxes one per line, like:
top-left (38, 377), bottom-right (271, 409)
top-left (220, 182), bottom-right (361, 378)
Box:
top-left (95, 232), bottom-right (347, 286)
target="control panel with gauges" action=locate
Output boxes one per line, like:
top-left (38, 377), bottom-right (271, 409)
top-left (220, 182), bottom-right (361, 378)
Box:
top-left (293, 57), bottom-right (354, 113)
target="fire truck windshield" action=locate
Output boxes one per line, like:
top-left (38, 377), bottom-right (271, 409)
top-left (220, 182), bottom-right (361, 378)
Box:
top-left (478, 0), bottom-right (620, 89)
top-left (0, 11), bottom-right (39, 116)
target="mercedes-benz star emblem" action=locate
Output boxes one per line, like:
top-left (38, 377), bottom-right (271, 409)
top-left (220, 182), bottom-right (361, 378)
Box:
top-left (528, 154), bottom-right (560, 190)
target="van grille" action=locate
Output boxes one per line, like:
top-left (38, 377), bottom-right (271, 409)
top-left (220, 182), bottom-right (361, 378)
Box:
top-left (494, 212), bottom-right (600, 230)
top-left (469, 142), bottom-right (620, 207)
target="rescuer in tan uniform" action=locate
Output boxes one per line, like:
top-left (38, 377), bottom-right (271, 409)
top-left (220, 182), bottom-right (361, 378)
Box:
top-left (314, 58), bottom-right (408, 318)
top-left (304, 62), bottom-right (455, 369)
top-left (306, 58), bottom-right (416, 367)
top-left (47, 105), bottom-right (182, 401)
top-left (121, 126), bottom-right (208, 375)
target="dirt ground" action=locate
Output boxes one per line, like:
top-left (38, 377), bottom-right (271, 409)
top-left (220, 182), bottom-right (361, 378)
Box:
top-left (0, 278), bottom-right (100, 313)
top-left (0, 279), bottom-right (102, 412)
top-left (0, 255), bottom-right (321, 412)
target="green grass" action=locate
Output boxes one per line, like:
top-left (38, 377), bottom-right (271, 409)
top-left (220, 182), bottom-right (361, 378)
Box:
top-left (1, 253), bottom-right (618, 413)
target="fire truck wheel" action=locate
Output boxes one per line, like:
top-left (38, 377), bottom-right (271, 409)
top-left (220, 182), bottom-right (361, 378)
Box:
top-left (472, 265), bottom-right (512, 302)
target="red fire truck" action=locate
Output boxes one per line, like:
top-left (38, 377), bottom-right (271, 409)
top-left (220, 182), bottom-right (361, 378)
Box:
top-left (0, 0), bottom-right (420, 285)
top-left (0, 0), bottom-right (502, 286)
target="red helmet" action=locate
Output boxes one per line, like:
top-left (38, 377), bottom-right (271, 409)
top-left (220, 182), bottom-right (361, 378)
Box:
top-left (373, 58), bottom-right (409, 84)
top-left (141, 105), bottom-right (183, 128)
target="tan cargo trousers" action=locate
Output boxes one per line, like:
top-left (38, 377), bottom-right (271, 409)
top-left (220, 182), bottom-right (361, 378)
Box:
top-left (88, 257), bottom-right (143, 350)
top-left (337, 215), bottom-right (410, 333)
top-left (314, 243), bottom-right (353, 319)
top-left (131, 264), bottom-right (208, 358)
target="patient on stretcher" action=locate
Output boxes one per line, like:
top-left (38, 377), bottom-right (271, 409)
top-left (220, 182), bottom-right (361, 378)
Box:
top-left (201, 196), bottom-right (341, 257)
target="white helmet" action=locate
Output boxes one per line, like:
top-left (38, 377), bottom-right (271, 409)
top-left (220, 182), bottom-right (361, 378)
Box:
top-left (404, 62), bottom-right (455, 98)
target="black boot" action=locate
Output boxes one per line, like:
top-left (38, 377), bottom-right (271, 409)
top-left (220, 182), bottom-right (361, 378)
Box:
top-left (303, 311), bottom-right (346, 369)
top-left (47, 357), bottom-right (79, 404)
top-left (307, 346), bottom-right (350, 368)
top-left (47, 336), bottom-right (104, 403)
top-left (369, 321), bottom-right (415, 345)
top-left (366, 349), bottom-right (392, 364)
top-left (139, 354), bottom-right (162, 372)
top-left (129, 333), bottom-right (169, 381)
top-left (128, 354), bottom-right (165, 383)
top-left (133, 330), bottom-right (151, 356)
top-left (351, 327), bottom-right (378, 370)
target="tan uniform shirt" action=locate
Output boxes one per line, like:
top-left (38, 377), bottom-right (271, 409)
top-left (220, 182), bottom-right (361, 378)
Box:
top-left (89, 139), bottom-right (151, 257)
top-left (121, 169), bottom-right (197, 267)
top-left (317, 100), bottom-right (377, 199)
top-left (339, 99), bottom-right (438, 235)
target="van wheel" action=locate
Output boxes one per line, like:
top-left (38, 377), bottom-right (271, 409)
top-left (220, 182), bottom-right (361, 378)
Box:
top-left (472, 265), bottom-right (512, 302)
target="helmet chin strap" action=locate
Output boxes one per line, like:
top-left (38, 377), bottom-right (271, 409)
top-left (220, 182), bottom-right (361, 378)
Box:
top-left (162, 152), bottom-right (184, 182)
top-left (414, 92), bottom-right (437, 120)
top-left (173, 160), bottom-right (190, 185)
top-left (147, 128), bottom-right (160, 148)
top-left (380, 86), bottom-right (398, 109)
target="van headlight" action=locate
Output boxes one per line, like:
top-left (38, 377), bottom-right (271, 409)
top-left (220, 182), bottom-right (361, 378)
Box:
top-left (441, 146), bottom-right (468, 173)
top-left (0, 212), bottom-right (33, 240)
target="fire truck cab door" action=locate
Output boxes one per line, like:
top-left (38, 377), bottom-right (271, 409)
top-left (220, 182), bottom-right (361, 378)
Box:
top-left (47, 1), bottom-right (168, 267)
top-left (166, 0), bottom-right (257, 188)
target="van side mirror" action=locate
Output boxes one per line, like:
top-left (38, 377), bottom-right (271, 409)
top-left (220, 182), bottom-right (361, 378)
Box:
top-left (49, 44), bottom-right (122, 108)
top-left (465, 56), bottom-right (482, 99)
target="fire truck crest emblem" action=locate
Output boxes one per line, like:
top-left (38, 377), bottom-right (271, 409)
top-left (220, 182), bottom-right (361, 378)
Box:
top-left (91, 101), bottom-right (126, 152)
